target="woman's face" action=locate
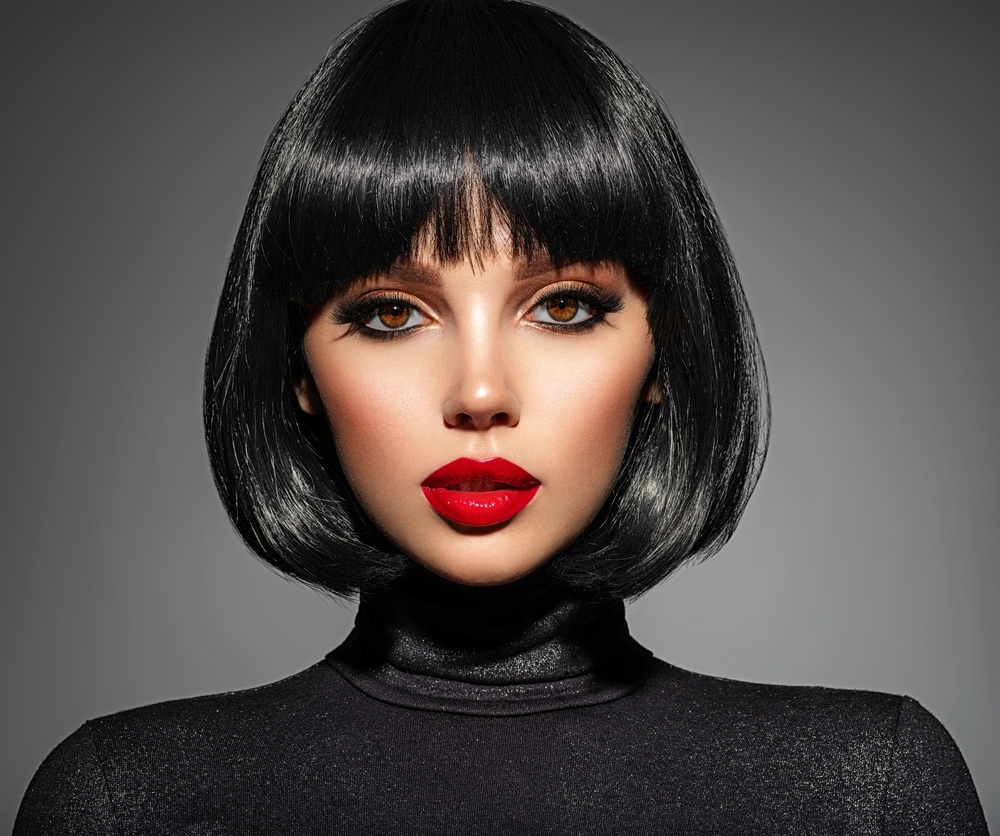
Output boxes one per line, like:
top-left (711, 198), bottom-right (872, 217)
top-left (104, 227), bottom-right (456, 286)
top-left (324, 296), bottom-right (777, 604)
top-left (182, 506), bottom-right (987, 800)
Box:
top-left (297, 246), bottom-right (655, 586)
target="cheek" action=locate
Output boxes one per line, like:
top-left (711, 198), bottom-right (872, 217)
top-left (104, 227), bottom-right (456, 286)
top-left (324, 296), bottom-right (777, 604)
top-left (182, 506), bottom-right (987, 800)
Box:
top-left (523, 333), bottom-right (654, 500)
top-left (567, 361), bottom-right (646, 443)
top-left (307, 349), bottom-right (431, 493)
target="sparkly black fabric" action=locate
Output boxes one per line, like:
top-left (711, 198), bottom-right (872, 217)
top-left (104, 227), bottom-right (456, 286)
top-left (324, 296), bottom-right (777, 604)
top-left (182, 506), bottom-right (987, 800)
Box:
top-left (15, 571), bottom-right (987, 834)
top-left (327, 569), bottom-right (653, 715)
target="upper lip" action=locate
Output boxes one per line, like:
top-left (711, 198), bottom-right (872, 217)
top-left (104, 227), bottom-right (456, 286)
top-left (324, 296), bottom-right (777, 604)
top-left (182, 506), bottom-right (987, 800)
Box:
top-left (421, 457), bottom-right (540, 491)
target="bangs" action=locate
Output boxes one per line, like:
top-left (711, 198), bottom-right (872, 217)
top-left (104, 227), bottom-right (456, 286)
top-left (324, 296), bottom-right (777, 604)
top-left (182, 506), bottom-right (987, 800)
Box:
top-left (260, 0), bottom-right (673, 312)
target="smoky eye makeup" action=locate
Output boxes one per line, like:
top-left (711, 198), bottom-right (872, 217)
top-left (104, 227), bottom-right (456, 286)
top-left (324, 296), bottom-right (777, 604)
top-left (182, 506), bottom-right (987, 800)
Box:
top-left (526, 282), bottom-right (625, 332)
top-left (332, 292), bottom-right (430, 339)
top-left (328, 271), bottom-right (626, 340)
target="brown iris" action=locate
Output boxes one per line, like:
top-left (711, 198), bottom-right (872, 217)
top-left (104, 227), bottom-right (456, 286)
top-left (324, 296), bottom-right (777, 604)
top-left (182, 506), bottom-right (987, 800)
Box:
top-left (545, 297), bottom-right (579, 323)
top-left (378, 304), bottom-right (411, 329)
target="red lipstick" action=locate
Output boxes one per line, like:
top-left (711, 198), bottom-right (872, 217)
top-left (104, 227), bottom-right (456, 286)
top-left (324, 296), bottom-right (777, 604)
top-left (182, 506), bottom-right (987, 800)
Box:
top-left (421, 458), bottom-right (540, 527)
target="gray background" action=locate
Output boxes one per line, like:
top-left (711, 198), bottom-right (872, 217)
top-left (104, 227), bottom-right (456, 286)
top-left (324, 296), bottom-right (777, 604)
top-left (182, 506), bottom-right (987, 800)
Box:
top-left (2, 0), bottom-right (997, 828)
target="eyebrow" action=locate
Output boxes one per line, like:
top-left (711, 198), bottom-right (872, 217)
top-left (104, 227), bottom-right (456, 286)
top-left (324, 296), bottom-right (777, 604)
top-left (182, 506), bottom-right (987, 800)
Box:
top-left (514, 253), bottom-right (560, 282)
top-left (379, 263), bottom-right (442, 287)
top-left (373, 253), bottom-right (563, 287)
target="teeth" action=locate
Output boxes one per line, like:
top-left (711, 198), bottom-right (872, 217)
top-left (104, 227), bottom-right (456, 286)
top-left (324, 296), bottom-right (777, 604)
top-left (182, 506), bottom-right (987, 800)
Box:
top-left (448, 480), bottom-right (511, 491)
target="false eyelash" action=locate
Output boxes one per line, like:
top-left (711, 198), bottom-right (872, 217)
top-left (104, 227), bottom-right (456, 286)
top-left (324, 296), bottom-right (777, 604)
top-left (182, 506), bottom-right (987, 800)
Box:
top-left (531, 283), bottom-right (625, 331)
top-left (331, 292), bottom-right (426, 339)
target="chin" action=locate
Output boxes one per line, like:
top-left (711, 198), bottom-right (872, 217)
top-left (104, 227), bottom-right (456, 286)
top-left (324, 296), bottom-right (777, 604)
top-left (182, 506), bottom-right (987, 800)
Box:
top-left (412, 550), bottom-right (550, 588)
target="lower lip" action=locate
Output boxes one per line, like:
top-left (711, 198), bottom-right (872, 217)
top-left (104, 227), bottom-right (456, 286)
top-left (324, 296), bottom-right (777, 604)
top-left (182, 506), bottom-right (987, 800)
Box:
top-left (421, 485), bottom-right (540, 527)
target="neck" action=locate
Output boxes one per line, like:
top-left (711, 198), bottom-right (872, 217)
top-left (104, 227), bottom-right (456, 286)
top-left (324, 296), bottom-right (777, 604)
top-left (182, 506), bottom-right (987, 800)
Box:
top-left (327, 564), bottom-right (651, 716)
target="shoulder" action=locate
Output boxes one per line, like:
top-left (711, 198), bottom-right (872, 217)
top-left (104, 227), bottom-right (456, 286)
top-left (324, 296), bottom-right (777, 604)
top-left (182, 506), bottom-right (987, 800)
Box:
top-left (85, 657), bottom-right (342, 742)
top-left (883, 696), bottom-right (989, 833)
top-left (14, 660), bottom-right (351, 835)
top-left (632, 661), bottom-right (987, 833)
top-left (75, 659), bottom-right (350, 770)
top-left (639, 658), bottom-right (908, 736)
top-left (13, 724), bottom-right (116, 836)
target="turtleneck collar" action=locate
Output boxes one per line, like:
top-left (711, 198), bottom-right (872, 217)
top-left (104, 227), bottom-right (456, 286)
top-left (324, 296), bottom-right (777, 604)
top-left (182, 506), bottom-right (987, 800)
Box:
top-left (326, 566), bottom-right (651, 716)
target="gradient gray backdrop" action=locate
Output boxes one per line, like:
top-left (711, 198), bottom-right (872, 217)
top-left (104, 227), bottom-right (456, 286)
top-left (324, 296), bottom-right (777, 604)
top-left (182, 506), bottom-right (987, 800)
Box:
top-left (3, 0), bottom-right (997, 828)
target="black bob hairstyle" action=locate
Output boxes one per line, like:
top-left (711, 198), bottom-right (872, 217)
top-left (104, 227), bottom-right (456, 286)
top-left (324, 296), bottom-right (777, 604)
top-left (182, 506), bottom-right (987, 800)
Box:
top-left (205, 0), bottom-right (769, 600)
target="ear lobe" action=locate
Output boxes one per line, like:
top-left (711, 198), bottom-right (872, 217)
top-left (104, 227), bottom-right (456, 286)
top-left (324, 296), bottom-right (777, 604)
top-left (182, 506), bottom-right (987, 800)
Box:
top-left (294, 371), bottom-right (324, 416)
top-left (642, 371), bottom-right (663, 405)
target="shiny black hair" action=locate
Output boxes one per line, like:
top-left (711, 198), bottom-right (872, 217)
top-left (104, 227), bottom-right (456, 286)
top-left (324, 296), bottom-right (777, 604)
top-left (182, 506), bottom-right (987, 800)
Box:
top-left (204, 0), bottom-right (769, 599)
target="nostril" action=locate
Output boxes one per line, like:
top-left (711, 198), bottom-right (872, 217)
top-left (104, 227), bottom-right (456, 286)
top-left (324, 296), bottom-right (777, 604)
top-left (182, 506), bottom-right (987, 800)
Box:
top-left (447, 410), bottom-right (514, 430)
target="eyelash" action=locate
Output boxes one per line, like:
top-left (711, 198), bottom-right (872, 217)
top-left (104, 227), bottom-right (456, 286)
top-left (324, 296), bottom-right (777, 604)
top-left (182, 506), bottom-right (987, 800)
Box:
top-left (331, 283), bottom-right (625, 340)
top-left (527, 283), bottom-right (624, 332)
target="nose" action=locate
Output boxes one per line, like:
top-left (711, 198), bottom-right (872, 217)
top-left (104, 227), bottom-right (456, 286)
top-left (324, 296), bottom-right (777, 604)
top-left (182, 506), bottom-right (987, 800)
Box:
top-left (442, 329), bottom-right (520, 431)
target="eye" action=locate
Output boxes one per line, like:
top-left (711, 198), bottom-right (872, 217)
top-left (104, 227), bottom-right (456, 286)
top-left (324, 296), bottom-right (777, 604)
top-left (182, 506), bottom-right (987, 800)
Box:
top-left (363, 302), bottom-right (427, 332)
top-left (331, 292), bottom-right (431, 339)
top-left (526, 281), bottom-right (625, 332)
top-left (529, 292), bottom-right (603, 329)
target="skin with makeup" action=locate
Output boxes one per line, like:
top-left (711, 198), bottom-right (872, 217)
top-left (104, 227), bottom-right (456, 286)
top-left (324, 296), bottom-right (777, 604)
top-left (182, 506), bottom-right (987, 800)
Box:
top-left (295, 245), bottom-right (655, 587)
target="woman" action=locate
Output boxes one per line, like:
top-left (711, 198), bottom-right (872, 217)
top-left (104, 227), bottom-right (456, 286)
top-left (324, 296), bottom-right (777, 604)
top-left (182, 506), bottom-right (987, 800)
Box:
top-left (15, 0), bottom-right (987, 832)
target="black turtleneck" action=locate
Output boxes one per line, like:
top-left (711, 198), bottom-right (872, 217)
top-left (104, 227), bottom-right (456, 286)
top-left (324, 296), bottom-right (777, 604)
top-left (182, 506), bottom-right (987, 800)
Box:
top-left (328, 569), bottom-right (651, 715)
top-left (14, 570), bottom-right (987, 834)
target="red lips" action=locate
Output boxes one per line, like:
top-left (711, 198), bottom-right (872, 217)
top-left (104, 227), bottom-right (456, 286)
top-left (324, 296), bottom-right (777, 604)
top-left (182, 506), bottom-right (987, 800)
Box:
top-left (421, 458), bottom-right (540, 527)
